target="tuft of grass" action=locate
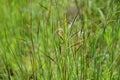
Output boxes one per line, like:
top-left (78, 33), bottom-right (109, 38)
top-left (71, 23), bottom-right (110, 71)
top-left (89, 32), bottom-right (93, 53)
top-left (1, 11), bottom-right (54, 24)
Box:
top-left (0, 0), bottom-right (120, 79)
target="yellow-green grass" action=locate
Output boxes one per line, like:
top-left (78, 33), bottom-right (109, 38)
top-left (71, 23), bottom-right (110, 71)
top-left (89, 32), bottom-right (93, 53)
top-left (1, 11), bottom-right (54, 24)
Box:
top-left (0, 0), bottom-right (120, 79)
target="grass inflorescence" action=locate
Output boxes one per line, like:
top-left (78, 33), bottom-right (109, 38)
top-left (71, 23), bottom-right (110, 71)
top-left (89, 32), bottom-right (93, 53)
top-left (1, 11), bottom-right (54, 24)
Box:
top-left (0, 0), bottom-right (120, 80)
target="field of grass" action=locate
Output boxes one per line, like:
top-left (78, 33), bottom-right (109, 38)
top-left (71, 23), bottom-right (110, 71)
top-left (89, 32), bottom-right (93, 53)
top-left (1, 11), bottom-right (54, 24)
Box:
top-left (0, 0), bottom-right (120, 80)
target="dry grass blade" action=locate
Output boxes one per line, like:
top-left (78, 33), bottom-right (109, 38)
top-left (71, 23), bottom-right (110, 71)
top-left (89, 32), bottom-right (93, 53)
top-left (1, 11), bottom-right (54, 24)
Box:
top-left (39, 3), bottom-right (48, 10)
top-left (70, 40), bottom-right (83, 48)
top-left (44, 54), bottom-right (57, 64)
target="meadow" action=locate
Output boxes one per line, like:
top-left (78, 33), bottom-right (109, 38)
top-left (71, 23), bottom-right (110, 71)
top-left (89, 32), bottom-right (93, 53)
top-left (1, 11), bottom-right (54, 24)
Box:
top-left (0, 0), bottom-right (120, 80)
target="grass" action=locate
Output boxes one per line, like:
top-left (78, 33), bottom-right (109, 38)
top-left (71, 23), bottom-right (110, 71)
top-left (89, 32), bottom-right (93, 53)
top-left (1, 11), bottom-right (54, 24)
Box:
top-left (0, 0), bottom-right (120, 80)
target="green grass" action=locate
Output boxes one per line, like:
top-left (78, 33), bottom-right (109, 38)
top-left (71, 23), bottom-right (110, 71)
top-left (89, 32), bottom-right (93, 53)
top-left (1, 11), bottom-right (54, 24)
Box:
top-left (0, 0), bottom-right (120, 80)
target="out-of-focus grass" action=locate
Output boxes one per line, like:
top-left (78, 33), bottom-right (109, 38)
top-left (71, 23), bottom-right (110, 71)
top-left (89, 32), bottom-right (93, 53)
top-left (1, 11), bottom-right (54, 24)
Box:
top-left (0, 0), bottom-right (120, 79)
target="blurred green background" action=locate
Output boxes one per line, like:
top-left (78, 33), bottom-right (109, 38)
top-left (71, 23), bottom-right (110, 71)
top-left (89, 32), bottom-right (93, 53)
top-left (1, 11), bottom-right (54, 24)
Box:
top-left (0, 0), bottom-right (120, 80)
